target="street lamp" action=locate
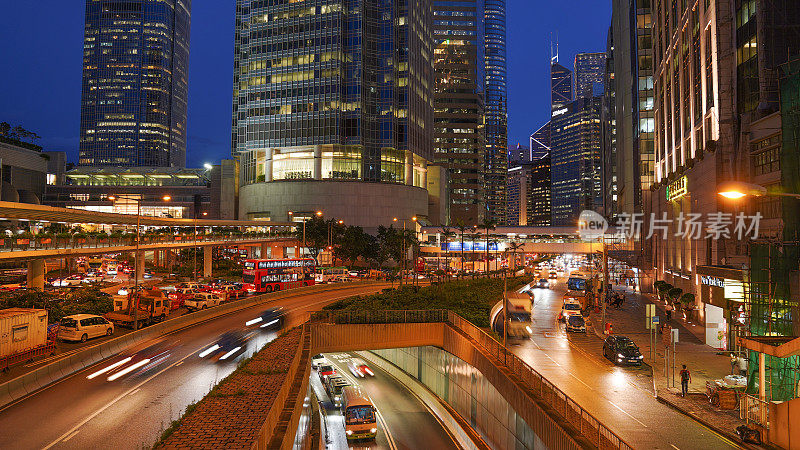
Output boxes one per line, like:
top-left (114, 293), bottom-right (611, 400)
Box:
top-left (107, 194), bottom-right (170, 329)
top-left (393, 216), bottom-right (418, 286)
top-left (718, 181), bottom-right (800, 199)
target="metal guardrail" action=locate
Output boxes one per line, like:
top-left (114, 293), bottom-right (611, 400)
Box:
top-left (312, 309), bottom-right (633, 450)
top-left (740, 393), bottom-right (770, 428)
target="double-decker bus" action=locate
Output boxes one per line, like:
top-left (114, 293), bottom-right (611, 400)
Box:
top-left (243, 258), bottom-right (316, 293)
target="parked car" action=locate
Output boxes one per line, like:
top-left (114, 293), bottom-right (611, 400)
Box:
top-left (168, 288), bottom-right (200, 308)
top-left (603, 335), bottom-right (643, 365)
top-left (559, 298), bottom-right (582, 322)
top-left (565, 314), bottom-right (586, 333)
top-left (59, 314), bottom-right (114, 342)
top-left (82, 273), bottom-right (104, 283)
top-left (214, 284), bottom-right (245, 300)
top-left (317, 363), bottom-right (336, 381)
top-left (184, 292), bottom-right (223, 311)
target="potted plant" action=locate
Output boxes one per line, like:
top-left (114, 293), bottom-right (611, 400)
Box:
top-left (680, 293), bottom-right (696, 319)
top-left (657, 282), bottom-right (672, 302)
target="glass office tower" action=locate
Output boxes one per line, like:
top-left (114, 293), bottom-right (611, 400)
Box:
top-left (233, 0), bottom-right (434, 230)
top-left (550, 61), bottom-right (573, 112)
top-left (433, 0), bottom-right (485, 225)
top-left (574, 52), bottom-right (607, 98)
top-left (484, 0), bottom-right (508, 223)
top-left (79, 0), bottom-right (190, 167)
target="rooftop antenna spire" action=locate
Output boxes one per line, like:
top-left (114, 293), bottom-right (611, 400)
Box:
top-left (550, 32), bottom-right (559, 64)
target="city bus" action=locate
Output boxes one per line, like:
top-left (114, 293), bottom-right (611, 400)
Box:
top-left (340, 386), bottom-right (378, 441)
top-left (242, 258), bottom-right (316, 293)
top-left (314, 267), bottom-right (349, 283)
top-left (566, 271), bottom-right (590, 292)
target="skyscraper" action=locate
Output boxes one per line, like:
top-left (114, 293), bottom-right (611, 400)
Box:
top-left (232, 0), bottom-right (435, 231)
top-left (574, 52), bottom-right (606, 99)
top-left (433, 0), bottom-right (486, 225)
top-left (79, 0), bottom-right (191, 168)
top-left (550, 96), bottom-right (602, 226)
top-left (550, 61), bottom-right (573, 113)
top-left (484, 0), bottom-right (508, 224)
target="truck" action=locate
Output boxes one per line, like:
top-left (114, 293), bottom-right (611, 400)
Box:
top-left (491, 297), bottom-right (533, 338)
top-left (184, 292), bottom-right (223, 311)
top-left (105, 290), bottom-right (171, 329)
top-left (0, 308), bottom-right (54, 371)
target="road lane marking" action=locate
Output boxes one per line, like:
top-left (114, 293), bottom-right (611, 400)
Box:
top-left (607, 401), bottom-right (648, 428)
top-left (42, 347), bottom-right (205, 450)
top-left (61, 430), bottom-right (79, 443)
top-left (375, 410), bottom-right (398, 450)
top-left (1, 284), bottom-right (386, 416)
top-left (670, 445), bottom-right (680, 450)
top-left (128, 388), bottom-right (140, 396)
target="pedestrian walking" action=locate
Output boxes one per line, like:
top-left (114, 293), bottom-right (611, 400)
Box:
top-left (730, 353), bottom-right (737, 375)
top-left (665, 303), bottom-right (673, 321)
top-left (680, 364), bottom-right (692, 397)
top-left (738, 354), bottom-right (748, 377)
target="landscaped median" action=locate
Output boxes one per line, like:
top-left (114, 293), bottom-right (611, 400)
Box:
top-left (157, 328), bottom-right (303, 448)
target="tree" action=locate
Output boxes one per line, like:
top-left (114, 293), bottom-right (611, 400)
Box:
top-left (376, 225), bottom-right (400, 268)
top-left (439, 225), bottom-right (454, 273)
top-left (293, 216), bottom-right (330, 259)
top-left (480, 218), bottom-right (497, 275)
top-left (335, 225), bottom-right (369, 267)
top-left (454, 219), bottom-right (469, 277)
top-left (507, 241), bottom-right (524, 272)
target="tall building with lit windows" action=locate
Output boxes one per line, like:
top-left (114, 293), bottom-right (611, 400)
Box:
top-left (433, 0), bottom-right (485, 225)
top-left (79, 0), bottom-right (191, 167)
top-left (484, 0), bottom-right (508, 224)
top-left (650, 0), bottom-right (800, 351)
top-left (233, 0), bottom-right (435, 231)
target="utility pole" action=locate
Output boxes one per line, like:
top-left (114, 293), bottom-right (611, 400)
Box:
top-left (503, 264), bottom-right (508, 349)
top-left (601, 236), bottom-right (609, 330)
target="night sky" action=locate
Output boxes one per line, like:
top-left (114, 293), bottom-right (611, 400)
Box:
top-left (0, 1), bottom-right (610, 168)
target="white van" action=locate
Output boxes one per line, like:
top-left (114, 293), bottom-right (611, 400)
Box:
top-left (59, 314), bottom-right (114, 342)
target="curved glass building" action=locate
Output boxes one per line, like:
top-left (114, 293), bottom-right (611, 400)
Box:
top-left (483, 0), bottom-right (508, 223)
top-left (233, 0), bottom-right (434, 230)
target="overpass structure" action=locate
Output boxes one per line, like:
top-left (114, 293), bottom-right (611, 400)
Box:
top-left (0, 201), bottom-right (302, 289)
top-left (258, 310), bottom-right (633, 450)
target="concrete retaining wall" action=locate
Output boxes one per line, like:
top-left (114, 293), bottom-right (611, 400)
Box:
top-left (0, 283), bottom-right (375, 410)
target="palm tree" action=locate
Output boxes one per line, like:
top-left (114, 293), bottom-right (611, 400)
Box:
top-left (480, 218), bottom-right (497, 277)
top-left (507, 241), bottom-right (524, 273)
top-left (454, 219), bottom-right (468, 277)
top-left (468, 232), bottom-right (481, 278)
top-left (439, 225), bottom-right (455, 275)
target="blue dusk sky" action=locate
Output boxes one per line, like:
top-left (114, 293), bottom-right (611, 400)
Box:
top-left (0, 1), bottom-right (610, 167)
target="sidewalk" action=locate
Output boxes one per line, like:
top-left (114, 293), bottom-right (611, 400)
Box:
top-left (586, 286), bottom-right (767, 449)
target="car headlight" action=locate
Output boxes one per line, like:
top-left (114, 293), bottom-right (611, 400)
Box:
top-left (617, 353), bottom-right (624, 358)
top-left (637, 355), bottom-right (643, 359)
top-left (370, 428), bottom-right (377, 433)
top-left (346, 430), bottom-right (353, 435)
top-left (335, 396), bottom-right (340, 401)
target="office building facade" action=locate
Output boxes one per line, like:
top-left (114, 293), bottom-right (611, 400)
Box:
top-left (601, 26), bottom-right (618, 221)
top-left (550, 96), bottom-right (602, 226)
top-left (574, 52), bottom-right (607, 99)
top-left (433, 0), bottom-right (486, 225)
top-left (484, 0), bottom-right (508, 224)
top-left (79, 0), bottom-right (191, 168)
top-left (550, 61), bottom-right (573, 112)
top-left (232, 0), bottom-right (434, 231)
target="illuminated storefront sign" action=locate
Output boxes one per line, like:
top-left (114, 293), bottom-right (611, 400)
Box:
top-left (666, 176), bottom-right (688, 202)
top-left (701, 275), bottom-right (725, 288)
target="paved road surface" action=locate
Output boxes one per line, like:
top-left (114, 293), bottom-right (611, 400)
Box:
top-left (313, 352), bottom-right (458, 450)
top-left (0, 284), bottom-right (385, 450)
top-left (510, 277), bottom-right (739, 449)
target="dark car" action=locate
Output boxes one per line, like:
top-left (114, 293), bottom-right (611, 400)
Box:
top-left (246, 307), bottom-right (286, 330)
top-left (603, 335), bottom-right (643, 365)
top-left (199, 330), bottom-right (254, 361)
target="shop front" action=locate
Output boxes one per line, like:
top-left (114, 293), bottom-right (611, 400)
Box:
top-left (696, 266), bottom-right (746, 350)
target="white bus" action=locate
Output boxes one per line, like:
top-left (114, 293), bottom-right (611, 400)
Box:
top-left (341, 386), bottom-right (378, 441)
top-left (315, 267), bottom-right (349, 283)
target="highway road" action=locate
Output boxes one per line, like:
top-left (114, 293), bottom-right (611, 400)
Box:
top-left (0, 283), bottom-right (386, 450)
top-left (312, 352), bottom-right (458, 450)
top-left (509, 278), bottom-right (739, 450)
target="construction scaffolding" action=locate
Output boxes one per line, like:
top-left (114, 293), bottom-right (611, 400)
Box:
top-left (745, 241), bottom-right (800, 402)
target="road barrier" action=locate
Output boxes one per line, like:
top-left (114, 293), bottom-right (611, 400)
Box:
top-left (0, 282), bottom-right (380, 410)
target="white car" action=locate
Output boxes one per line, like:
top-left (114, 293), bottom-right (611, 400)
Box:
top-left (311, 354), bottom-right (328, 370)
top-left (59, 314), bottom-right (114, 342)
top-left (184, 292), bottom-right (223, 311)
top-left (560, 299), bottom-right (583, 322)
top-left (82, 274), bottom-right (104, 283)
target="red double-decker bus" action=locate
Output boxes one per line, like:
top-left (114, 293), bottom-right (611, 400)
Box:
top-left (243, 258), bottom-right (316, 293)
